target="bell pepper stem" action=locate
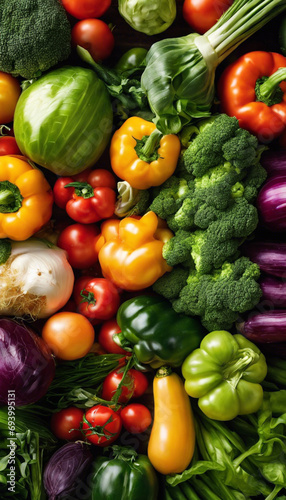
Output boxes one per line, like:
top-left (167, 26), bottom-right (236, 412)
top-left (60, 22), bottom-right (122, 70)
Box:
top-left (0, 180), bottom-right (23, 213)
top-left (135, 129), bottom-right (163, 163)
top-left (255, 67), bottom-right (286, 106)
top-left (223, 348), bottom-right (259, 387)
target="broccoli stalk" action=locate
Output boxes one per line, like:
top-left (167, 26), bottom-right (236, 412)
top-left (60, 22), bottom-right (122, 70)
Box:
top-left (0, 0), bottom-right (71, 79)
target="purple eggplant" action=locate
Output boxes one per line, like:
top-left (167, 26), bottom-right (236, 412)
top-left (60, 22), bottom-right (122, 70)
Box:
top-left (257, 175), bottom-right (286, 231)
top-left (260, 276), bottom-right (286, 308)
top-left (260, 149), bottom-right (286, 177)
top-left (242, 241), bottom-right (286, 279)
top-left (236, 310), bottom-right (286, 343)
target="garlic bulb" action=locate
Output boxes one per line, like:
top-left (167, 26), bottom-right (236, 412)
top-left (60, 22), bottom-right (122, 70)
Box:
top-left (0, 239), bottom-right (74, 318)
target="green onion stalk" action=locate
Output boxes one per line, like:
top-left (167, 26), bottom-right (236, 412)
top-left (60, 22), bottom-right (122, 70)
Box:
top-left (141, 0), bottom-right (286, 134)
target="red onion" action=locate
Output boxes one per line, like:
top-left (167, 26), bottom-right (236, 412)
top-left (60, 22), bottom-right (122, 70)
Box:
top-left (43, 442), bottom-right (93, 500)
top-left (0, 318), bottom-right (55, 406)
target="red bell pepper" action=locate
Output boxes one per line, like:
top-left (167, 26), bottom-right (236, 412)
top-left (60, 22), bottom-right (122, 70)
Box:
top-left (218, 51), bottom-right (286, 144)
top-left (53, 168), bottom-right (117, 224)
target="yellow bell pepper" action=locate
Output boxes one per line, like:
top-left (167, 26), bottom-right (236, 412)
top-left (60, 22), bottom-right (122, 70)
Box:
top-left (0, 155), bottom-right (53, 241)
top-left (110, 116), bottom-right (181, 190)
top-left (97, 211), bottom-right (173, 291)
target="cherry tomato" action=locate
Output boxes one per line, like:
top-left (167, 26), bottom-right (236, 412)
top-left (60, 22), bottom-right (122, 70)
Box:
top-left (82, 405), bottom-right (122, 446)
top-left (0, 136), bottom-right (21, 155)
top-left (50, 407), bottom-right (84, 441)
top-left (74, 277), bottom-right (120, 322)
top-left (61, 0), bottom-right (111, 19)
top-left (120, 403), bottom-right (152, 434)
top-left (72, 19), bottom-right (115, 62)
top-left (101, 368), bottom-right (149, 403)
top-left (183, 0), bottom-right (233, 34)
top-left (42, 311), bottom-right (95, 360)
top-left (57, 223), bottom-right (100, 269)
top-left (0, 72), bottom-right (21, 124)
top-left (98, 318), bottom-right (130, 355)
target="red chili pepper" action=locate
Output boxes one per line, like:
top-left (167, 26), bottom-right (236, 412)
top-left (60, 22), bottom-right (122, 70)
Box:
top-left (53, 168), bottom-right (117, 224)
top-left (218, 51), bottom-right (286, 144)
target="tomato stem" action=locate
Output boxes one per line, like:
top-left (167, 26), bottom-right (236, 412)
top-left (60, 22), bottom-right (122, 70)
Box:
top-left (80, 289), bottom-right (96, 304)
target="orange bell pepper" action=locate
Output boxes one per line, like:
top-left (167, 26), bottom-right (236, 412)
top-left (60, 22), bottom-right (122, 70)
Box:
top-left (0, 155), bottom-right (53, 240)
top-left (97, 211), bottom-right (173, 291)
top-left (110, 116), bottom-right (181, 190)
top-left (218, 51), bottom-right (286, 144)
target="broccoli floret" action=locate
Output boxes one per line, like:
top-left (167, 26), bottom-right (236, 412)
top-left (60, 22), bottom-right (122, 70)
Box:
top-left (152, 266), bottom-right (188, 300)
top-left (172, 257), bottom-right (262, 331)
top-left (181, 114), bottom-right (240, 177)
top-left (162, 230), bottom-right (193, 267)
top-left (192, 162), bottom-right (245, 211)
top-left (0, 0), bottom-right (71, 79)
top-left (166, 195), bottom-right (197, 232)
top-left (181, 114), bottom-right (260, 179)
top-left (222, 127), bottom-right (258, 170)
top-left (242, 161), bottom-right (268, 202)
top-left (164, 198), bottom-right (259, 273)
top-left (149, 176), bottom-right (191, 220)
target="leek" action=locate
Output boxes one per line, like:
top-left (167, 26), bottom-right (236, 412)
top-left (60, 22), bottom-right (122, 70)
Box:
top-left (141, 0), bottom-right (286, 134)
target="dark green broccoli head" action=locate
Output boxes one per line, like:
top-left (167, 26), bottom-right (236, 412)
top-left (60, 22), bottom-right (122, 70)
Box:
top-left (172, 257), bottom-right (262, 331)
top-left (222, 127), bottom-right (258, 170)
top-left (166, 195), bottom-right (197, 232)
top-left (162, 229), bottom-right (193, 267)
top-left (0, 0), bottom-right (71, 79)
top-left (152, 266), bottom-right (189, 300)
top-left (180, 114), bottom-right (239, 177)
top-left (149, 176), bottom-right (191, 220)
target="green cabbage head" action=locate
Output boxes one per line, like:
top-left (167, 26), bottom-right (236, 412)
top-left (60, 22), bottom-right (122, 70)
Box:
top-left (118, 0), bottom-right (176, 35)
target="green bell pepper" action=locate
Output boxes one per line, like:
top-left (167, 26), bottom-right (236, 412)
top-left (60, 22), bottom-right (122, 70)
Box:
top-left (116, 295), bottom-right (205, 368)
top-left (88, 445), bottom-right (158, 500)
top-left (182, 330), bottom-right (268, 421)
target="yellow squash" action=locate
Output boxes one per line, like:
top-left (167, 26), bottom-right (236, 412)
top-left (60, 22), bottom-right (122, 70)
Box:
top-left (148, 366), bottom-right (196, 475)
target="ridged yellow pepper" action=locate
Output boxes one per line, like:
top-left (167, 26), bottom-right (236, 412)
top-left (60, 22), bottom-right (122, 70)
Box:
top-left (0, 155), bottom-right (53, 241)
top-left (97, 211), bottom-right (173, 290)
top-left (110, 116), bottom-right (181, 190)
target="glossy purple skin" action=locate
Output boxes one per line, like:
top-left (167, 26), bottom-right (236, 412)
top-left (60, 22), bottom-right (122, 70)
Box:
top-left (242, 241), bottom-right (286, 279)
top-left (0, 318), bottom-right (55, 406)
top-left (257, 175), bottom-right (286, 230)
top-left (260, 149), bottom-right (286, 177)
top-left (237, 310), bottom-right (286, 343)
top-left (260, 276), bottom-right (286, 308)
top-left (44, 442), bottom-right (93, 500)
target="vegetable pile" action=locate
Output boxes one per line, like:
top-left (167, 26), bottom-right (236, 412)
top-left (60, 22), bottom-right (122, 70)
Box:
top-left (1, 1), bottom-right (286, 499)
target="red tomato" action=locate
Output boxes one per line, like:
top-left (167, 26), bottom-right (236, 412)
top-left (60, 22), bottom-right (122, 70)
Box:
top-left (72, 19), bottom-right (115, 62)
top-left (82, 405), bottom-right (122, 446)
top-left (50, 407), bottom-right (84, 441)
top-left (98, 318), bottom-right (130, 355)
top-left (120, 404), bottom-right (152, 434)
top-left (183, 0), bottom-right (233, 34)
top-left (61, 0), bottom-right (111, 19)
top-left (102, 368), bottom-right (149, 403)
top-left (0, 136), bottom-right (21, 155)
top-left (57, 223), bottom-right (100, 269)
top-left (74, 277), bottom-right (121, 321)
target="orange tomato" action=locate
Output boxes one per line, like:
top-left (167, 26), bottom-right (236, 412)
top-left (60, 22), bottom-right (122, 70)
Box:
top-left (0, 72), bottom-right (21, 124)
top-left (42, 311), bottom-right (95, 360)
